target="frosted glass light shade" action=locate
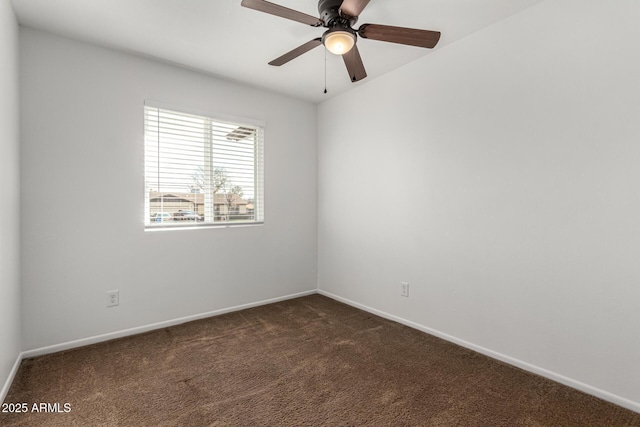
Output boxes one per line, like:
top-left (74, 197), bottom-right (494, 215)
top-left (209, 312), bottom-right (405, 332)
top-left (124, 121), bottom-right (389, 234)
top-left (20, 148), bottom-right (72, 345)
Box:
top-left (323, 30), bottom-right (356, 55)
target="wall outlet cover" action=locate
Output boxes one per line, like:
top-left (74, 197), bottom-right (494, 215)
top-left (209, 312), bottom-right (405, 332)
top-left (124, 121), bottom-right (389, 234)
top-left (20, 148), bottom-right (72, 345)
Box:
top-left (107, 290), bottom-right (119, 307)
top-left (401, 282), bottom-right (409, 297)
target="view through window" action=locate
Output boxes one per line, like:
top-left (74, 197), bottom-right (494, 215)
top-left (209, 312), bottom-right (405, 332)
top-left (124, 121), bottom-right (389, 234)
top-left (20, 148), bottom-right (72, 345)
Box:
top-left (144, 105), bottom-right (264, 228)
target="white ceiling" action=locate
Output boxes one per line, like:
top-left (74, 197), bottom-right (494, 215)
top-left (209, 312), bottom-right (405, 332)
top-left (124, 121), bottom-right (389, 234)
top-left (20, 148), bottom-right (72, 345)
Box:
top-left (11, 0), bottom-right (545, 104)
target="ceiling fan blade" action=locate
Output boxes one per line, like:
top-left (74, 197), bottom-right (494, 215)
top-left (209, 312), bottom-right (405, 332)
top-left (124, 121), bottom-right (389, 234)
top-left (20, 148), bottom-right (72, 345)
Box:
top-left (339, 0), bottom-right (371, 18)
top-left (241, 0), bottom-right (322, 26)
top-left (342, 44), bottom-right (367, 82)
top-left (358, 24), bottom-right (441, 48)
top-left (269, 38), bottom-right (323, 66)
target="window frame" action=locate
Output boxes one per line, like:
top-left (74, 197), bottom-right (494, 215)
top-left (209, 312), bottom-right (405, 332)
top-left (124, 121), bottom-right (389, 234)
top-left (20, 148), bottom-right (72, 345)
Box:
top-left (143, 102), bottom-right (265, 230)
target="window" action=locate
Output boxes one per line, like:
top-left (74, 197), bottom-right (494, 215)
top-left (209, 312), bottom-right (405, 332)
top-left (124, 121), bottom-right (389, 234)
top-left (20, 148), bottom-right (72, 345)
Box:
top-left (144, 104), bottom-right (264, 228)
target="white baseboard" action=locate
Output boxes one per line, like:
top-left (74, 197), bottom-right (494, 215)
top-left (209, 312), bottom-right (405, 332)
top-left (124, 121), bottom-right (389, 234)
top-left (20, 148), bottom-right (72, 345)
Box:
top-left (11, 288), bottom-right (640, 414)
top-left (1, 352), bottom-right (22, 404)
top-left (318, 289), bottom-right (640, 414)
top-left (22, 289), bottom-right (317, 359)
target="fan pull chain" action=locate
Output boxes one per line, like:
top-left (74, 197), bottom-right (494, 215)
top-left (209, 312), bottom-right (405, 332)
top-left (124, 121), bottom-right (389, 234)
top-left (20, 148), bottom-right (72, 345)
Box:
top-left (324, 47), bottom-right (328, 94)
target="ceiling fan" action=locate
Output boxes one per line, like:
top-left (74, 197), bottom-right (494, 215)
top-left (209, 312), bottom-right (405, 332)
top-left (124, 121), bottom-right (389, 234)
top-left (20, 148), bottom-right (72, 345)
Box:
top-left (241, 0), bottom-right (441, 82)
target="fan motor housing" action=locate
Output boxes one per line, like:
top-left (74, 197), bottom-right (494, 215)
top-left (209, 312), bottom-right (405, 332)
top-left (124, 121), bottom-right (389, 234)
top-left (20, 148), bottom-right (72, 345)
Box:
top-left (318, 0), bottom-right (358, 26)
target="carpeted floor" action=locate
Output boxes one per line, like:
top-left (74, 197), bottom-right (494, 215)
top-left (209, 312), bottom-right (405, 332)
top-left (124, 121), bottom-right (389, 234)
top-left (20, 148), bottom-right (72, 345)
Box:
top-left (2, 294), bottom-right (639, 426)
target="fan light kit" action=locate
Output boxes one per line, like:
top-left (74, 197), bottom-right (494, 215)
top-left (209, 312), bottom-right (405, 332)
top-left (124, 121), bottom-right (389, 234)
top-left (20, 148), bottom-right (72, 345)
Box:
top-left (323, 28), bottom-right (356, 55)
top-left (241, 0), bottom-right (441, 83)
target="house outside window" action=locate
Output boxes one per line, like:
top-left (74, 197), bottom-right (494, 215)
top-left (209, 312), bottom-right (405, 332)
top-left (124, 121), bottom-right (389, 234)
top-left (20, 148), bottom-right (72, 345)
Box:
top-left (144, 104), bottom-right (264, 228)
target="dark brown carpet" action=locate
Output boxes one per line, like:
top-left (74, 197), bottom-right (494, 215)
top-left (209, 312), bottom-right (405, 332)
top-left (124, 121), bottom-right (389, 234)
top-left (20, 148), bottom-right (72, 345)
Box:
top-left (2, 294), bottom-right (639, 426)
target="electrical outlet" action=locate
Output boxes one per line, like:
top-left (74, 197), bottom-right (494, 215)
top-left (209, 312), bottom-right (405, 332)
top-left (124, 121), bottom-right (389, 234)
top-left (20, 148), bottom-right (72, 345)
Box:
top-left (401, 282), bottom-right (409, 297)
top-left (107, 290), bottom-right (119, 307)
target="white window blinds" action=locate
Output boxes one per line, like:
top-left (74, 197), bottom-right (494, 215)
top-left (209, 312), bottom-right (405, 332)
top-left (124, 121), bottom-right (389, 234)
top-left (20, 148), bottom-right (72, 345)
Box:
top-left (144, 105), bottom-right (264, 227)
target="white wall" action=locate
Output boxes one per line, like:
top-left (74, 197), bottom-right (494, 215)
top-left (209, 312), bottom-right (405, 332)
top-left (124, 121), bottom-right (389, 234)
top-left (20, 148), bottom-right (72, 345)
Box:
top-left (318, 0), bottom-right (640, 410)
top-left (20, 28), bottom-right (318, 351)
top-left (0, 0), bottom-right (21, 401)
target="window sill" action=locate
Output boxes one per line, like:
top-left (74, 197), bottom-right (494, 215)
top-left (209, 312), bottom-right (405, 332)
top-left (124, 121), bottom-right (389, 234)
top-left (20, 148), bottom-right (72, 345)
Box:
top-left (144, 221), bottom-right (264, 232)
